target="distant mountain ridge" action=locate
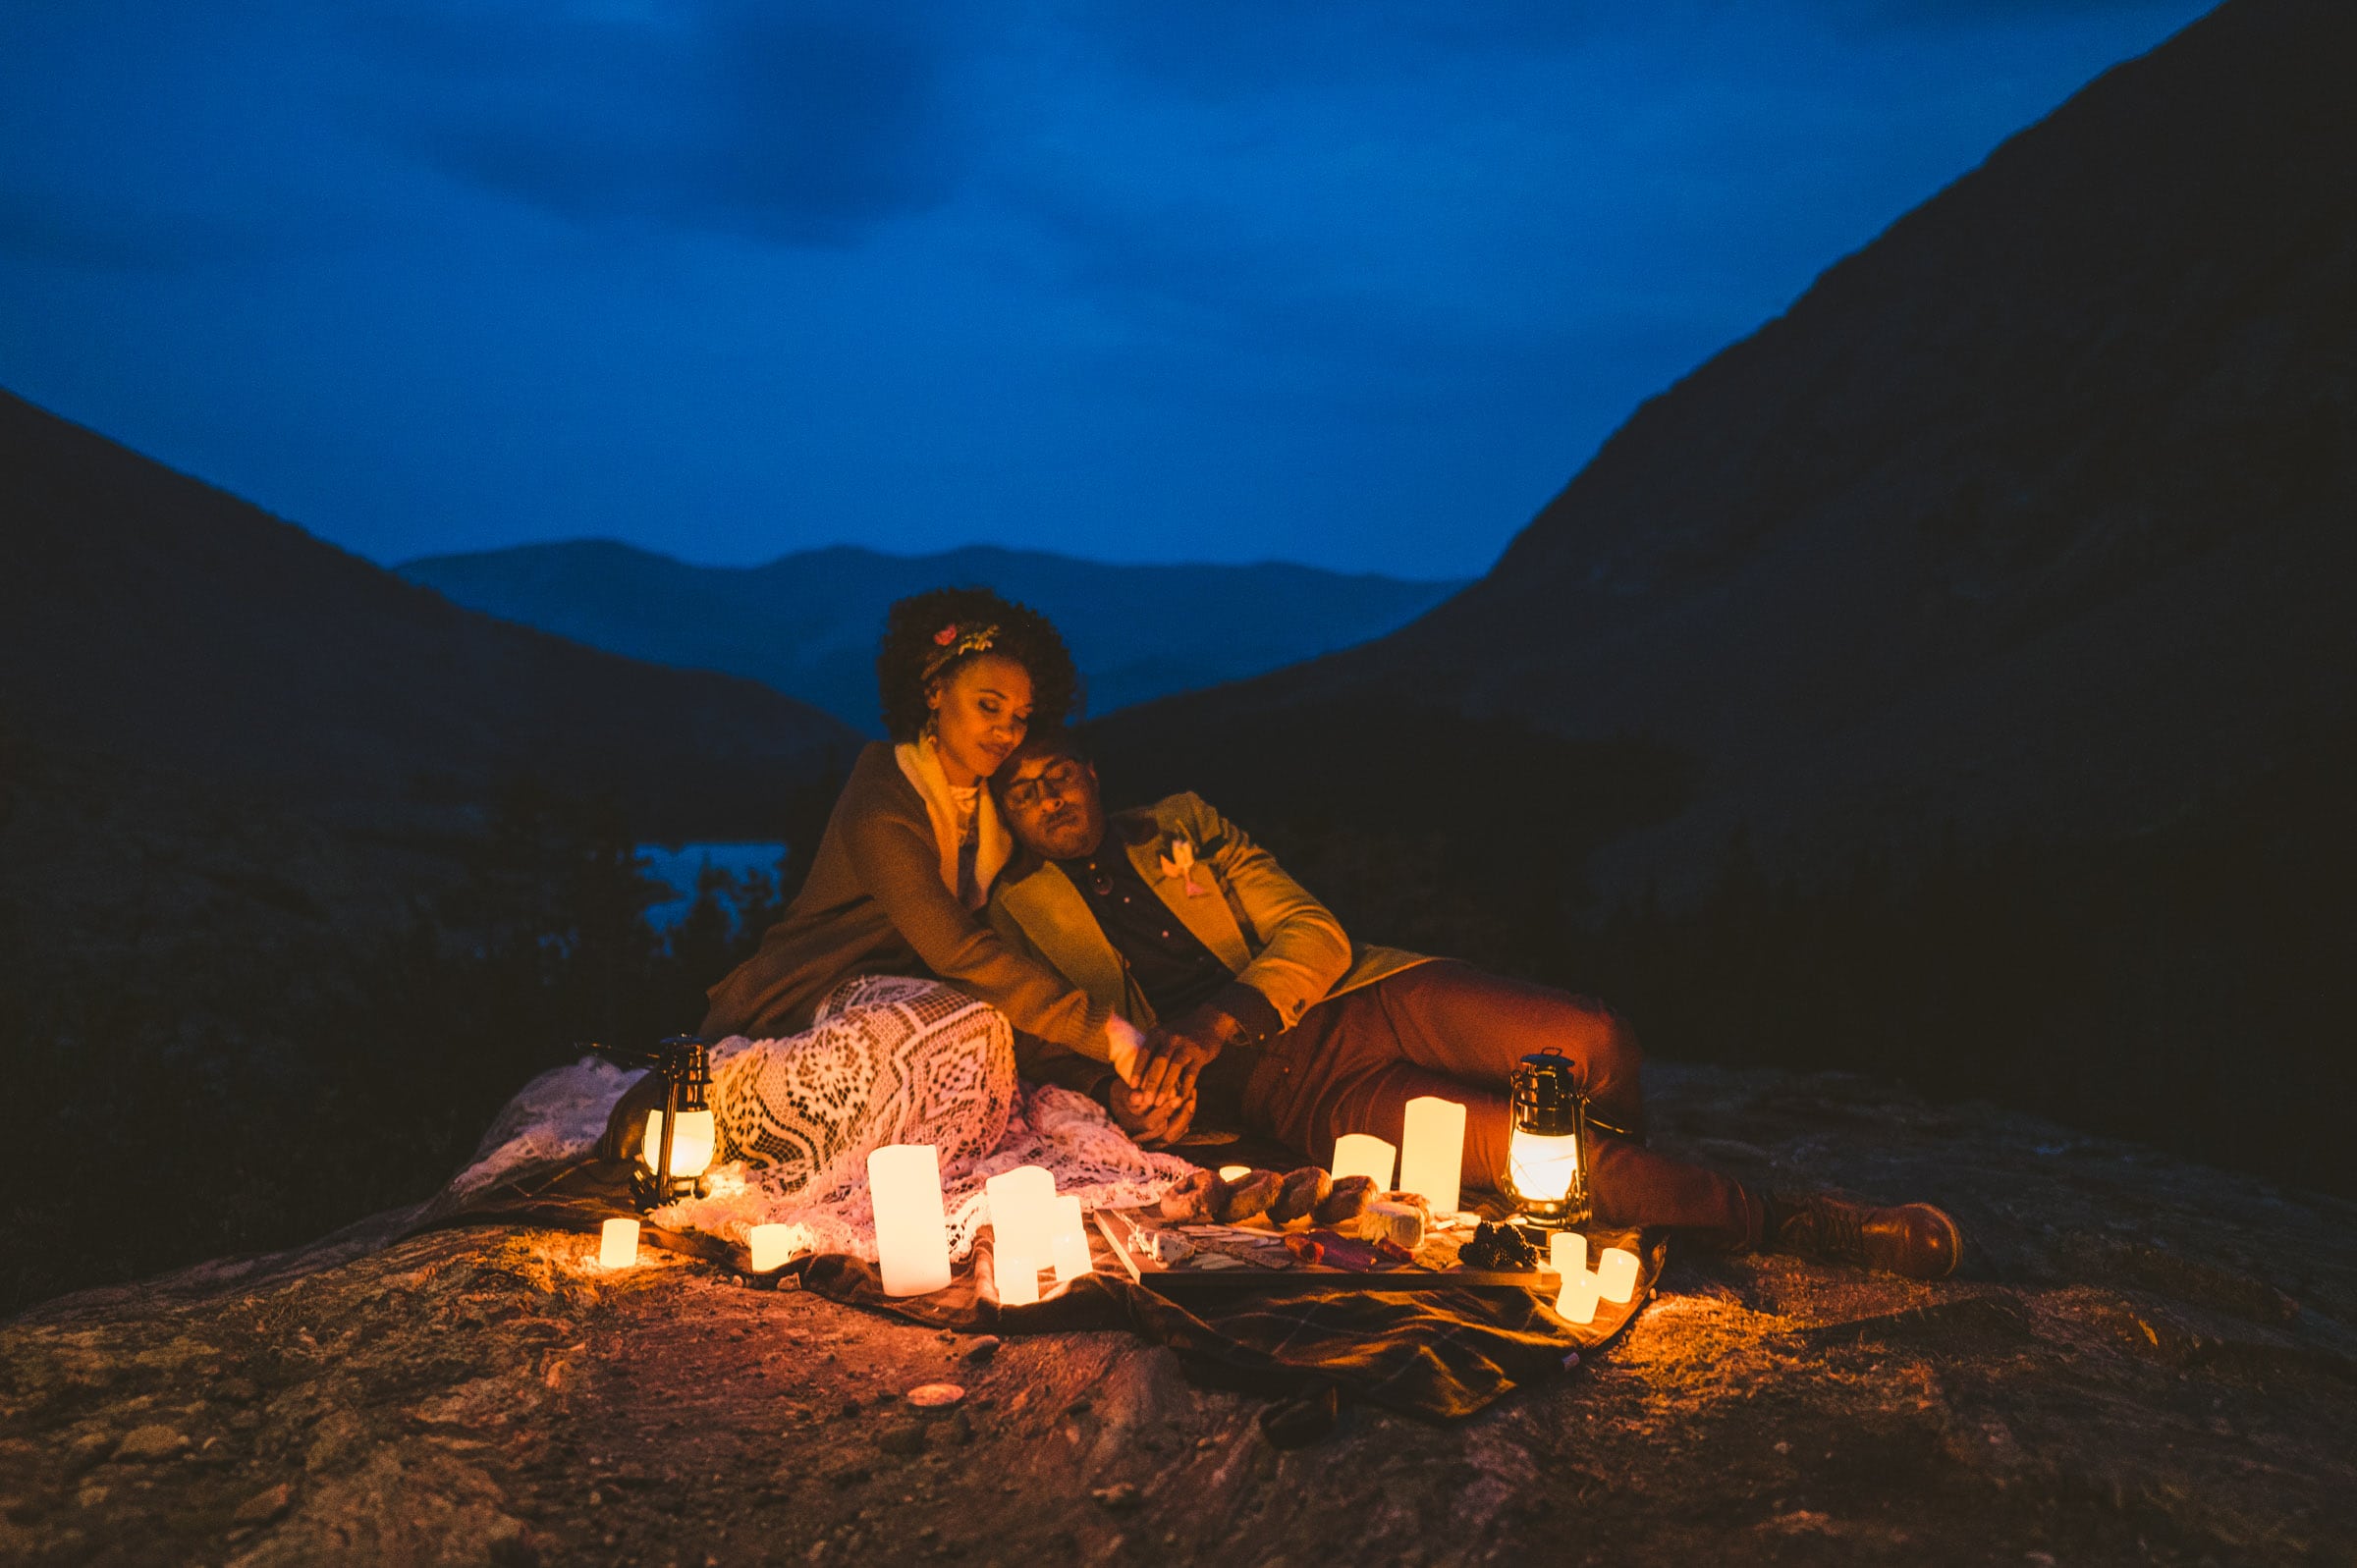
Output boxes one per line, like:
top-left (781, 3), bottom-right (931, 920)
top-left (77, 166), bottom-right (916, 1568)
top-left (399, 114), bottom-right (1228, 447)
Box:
top-left (1107, 0), bottom-right (2357, 897)
top-left (398, 540), bottom-right (1466, 732)
top-left (0, 391), bottom-right (861, 843)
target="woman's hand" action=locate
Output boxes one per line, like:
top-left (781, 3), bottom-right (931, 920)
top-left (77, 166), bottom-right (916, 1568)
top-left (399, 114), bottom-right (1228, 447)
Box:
top-left (1106, 1078), bottom-right (1197, 1148)
top-left (1106, 1015), bottom-right (1148, 1088)
top-left (1107, 1015), bottom-right (1214, 1108)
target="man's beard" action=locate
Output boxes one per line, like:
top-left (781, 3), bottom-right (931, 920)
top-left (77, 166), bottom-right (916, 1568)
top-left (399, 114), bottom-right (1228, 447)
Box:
top-left (1030, 805), bottom-right (1102, 859)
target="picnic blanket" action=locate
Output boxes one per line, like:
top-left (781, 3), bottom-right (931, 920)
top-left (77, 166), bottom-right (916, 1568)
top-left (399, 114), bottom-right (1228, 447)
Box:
top-left (408, 1154), bottom-right (1665, 1444)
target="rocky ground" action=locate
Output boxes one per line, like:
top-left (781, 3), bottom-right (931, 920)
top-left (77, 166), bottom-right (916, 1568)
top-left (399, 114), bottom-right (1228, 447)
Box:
top-left (4, 1063), bottom-right (2354, 1568)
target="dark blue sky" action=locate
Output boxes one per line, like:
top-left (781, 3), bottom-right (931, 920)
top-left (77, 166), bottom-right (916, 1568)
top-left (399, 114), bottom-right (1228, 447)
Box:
top-left (0, 1), bottom-right (2209, 578)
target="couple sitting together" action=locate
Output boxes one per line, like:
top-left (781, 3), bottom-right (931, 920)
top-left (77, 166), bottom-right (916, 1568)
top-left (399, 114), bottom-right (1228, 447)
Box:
top-left (616, 586), bottom-right (1961, 1280)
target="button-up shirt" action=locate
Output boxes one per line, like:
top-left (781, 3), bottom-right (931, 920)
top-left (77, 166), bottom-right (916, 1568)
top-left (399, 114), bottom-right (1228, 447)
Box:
top-left (1052, 845), bottom-right (1233, 1022)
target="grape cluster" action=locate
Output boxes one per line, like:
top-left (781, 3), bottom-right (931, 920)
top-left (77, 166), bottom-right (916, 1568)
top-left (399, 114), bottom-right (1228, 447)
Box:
top-left (1458, 1219), bottom-right (1540, 1271)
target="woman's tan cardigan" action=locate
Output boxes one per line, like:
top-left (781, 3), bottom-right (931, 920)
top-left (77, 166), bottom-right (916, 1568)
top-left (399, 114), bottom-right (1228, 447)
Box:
top-left (700, 742), bottom-right (1111, 1062)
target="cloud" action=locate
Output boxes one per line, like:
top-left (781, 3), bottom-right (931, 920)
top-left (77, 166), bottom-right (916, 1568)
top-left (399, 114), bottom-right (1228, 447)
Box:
top-left (352, 2), bottom-right (969, 245)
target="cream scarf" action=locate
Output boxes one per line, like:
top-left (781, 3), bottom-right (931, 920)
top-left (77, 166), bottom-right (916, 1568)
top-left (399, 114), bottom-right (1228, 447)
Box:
top-left (895, 737), bottom-right (1013, 909)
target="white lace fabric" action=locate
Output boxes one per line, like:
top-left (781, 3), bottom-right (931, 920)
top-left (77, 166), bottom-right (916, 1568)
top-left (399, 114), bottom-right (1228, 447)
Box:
top-left (449, 975), bottom-right (1195, 1264)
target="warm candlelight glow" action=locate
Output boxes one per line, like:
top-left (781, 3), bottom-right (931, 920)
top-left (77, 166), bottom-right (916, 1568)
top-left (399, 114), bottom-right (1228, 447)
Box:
top-left (869, 1144), bottom-right (953, 1297)
top-left (1549, 1229), bottom-right (1587, 1282)
top-left (641, 1108), bottom-right (717, 1178)
top-left (1556, 1262), bottom-right (1602, 1325)
top-left (1048, 1195), bottom-right (1092, 1283)
top-left (995, 1249), bottom-right (1041, 1306)
top-left (1218, 1164), bottom-right (1252, 1181)
top-left (1399, 1097), bottom-right (1467, 1217)
top-left (748, 1222), bottom-right (799, 1272)
top-left (1507, 1128), bottom-right (1580, 1204)
top-left (1596, 1245), bottom-right (1641, 1304)
top-left (985, 1165), bottom-right (1057, 1264)
top-left (599, 1217), bottom-right (639, 1270)
top-left (1332, 1133), bottom-right (1397, 1191)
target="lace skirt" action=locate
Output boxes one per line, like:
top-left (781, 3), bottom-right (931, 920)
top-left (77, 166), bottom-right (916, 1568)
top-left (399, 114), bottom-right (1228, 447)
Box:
top-left (667, 974), bottom-right (1198, 1263)
top-left (708, 974), bottom-right (1015, 1204)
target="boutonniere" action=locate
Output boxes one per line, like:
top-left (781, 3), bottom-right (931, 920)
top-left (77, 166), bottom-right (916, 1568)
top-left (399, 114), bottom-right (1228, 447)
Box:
top-left (1156, 834), bottom-right (1210, 896)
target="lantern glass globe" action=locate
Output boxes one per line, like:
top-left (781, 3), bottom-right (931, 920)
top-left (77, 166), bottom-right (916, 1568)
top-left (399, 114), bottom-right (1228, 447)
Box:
top-left (642, 1108), bottom-right (717, 1178)
top-left (1507, 1128), bottom-right (1580, 1204)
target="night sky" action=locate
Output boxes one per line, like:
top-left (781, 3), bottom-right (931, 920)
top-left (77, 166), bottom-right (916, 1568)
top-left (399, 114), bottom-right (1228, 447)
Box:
top-left (0, 2), bottom-right (2208, 578)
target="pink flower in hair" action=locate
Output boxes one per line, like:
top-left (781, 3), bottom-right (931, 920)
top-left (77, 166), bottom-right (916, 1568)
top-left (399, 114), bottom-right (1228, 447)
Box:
top-left (933, 623), bottom-right (959, 646)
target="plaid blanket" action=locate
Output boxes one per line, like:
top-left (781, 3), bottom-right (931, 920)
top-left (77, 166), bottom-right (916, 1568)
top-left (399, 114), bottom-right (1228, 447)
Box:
top-left (410, 1157), bottom-right (1663, 1444)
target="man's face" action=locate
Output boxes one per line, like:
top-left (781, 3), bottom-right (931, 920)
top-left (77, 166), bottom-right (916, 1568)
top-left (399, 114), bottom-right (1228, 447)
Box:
top-left (998, 750), bottom-right (1106, 861)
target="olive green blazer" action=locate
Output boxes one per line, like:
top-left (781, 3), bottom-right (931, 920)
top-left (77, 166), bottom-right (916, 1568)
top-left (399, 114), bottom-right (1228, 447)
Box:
top-left (986, 791), bottom-right (1425, 1050)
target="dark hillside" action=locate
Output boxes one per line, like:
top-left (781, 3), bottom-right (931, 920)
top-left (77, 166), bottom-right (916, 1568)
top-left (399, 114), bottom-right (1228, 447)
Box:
top-left (0, 392), bottom-right (859, 841)
top-left (1173, 0), bottom-right (2357, 893)
top-left (0, 394), bottom-right (850, 1310)
top-left (1086, 0), bottom-right (2357, 1194)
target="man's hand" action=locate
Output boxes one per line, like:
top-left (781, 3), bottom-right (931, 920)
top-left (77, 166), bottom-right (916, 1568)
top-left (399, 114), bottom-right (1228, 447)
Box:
top-left (1106, 1077), bottom-right (1197, 1147)
top-left (1131, 1025), bottom-right (1222, 1108)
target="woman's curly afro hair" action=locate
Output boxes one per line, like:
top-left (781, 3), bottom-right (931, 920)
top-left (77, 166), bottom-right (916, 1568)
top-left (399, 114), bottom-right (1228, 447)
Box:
top-left (877, 586), bottom-right (1083, 742)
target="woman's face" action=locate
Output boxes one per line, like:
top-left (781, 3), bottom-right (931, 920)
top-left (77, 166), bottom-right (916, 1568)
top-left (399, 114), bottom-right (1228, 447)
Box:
top-left (926, 653), bottom-right (1034, 786)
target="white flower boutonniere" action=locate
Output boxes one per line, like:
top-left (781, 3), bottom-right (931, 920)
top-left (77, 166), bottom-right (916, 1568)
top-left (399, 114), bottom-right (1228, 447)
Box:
top-left (1156, 834), bottom-right (1210, 897)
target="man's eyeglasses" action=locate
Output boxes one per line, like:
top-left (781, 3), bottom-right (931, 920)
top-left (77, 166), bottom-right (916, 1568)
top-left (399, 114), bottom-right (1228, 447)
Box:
top-left (1001, 758), bottom-right (1087, 813)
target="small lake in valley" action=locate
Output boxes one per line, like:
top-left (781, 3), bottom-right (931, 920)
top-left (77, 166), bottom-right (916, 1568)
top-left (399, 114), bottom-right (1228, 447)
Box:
top-left (635, 842), bottom-right (789, 930)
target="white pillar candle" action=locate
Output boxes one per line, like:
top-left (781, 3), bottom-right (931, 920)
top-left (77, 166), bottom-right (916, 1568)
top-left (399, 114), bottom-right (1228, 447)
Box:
top-left (599, 1217), bottom-right (639, 1271)
top-left (1048, 1195), bottom-right (1093, 1283)
top-left (984, 1165), bottom-right (1057, 1264)
top-left (1556, 1264), bottom-right (1602, 1325)
top-left (1548, 1229), bottom-right (1588, 1283)
top-left (868, 1144), bottom-right (953, 1297)
top-left (995, 1250), bottom-right (1041, 1306)
top-left (1398, 1097), bottom-right (1467, 1217)
top-left (748, 1222), bottom-right (796, 1272)
top-left (1331, 1133), bottom-right (1397, 1191)
top-left (1596, 1245), bottom-right (1642, 1305)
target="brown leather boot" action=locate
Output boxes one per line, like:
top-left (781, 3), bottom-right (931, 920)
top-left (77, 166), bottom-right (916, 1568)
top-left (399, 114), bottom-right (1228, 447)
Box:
top-left (1767, 1191), bottom-right (1964, 1279)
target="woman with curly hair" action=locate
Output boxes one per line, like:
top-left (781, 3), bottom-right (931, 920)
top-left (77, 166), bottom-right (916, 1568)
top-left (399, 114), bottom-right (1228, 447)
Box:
top-left (610, 588), bottom-right (1157, 1221)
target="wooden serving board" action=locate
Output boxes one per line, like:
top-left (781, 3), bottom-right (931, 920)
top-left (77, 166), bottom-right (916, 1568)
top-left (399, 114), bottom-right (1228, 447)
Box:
top-left (1091, 1206), bottom-right (1553, 1293)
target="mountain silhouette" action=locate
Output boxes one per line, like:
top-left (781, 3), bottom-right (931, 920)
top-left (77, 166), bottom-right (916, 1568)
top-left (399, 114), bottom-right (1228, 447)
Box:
top-left (1077, 0), bottom-right (2357, 1195)
top-left (398, 539), bottom-right (1464, 732)
top-left (1103, 0), bottom-right (2356, 899)
top-left (0, 391), bottom-right (861, 842)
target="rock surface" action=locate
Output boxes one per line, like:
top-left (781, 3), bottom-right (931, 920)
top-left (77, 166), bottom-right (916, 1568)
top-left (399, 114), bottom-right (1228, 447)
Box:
top-left (5, 1064), bottom-right (2353, 1567)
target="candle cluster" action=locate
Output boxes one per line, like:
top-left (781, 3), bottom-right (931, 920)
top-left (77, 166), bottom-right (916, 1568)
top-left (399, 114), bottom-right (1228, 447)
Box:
top-left (1334, 1094), bottom-right (1471, 1217)
top-left (1548, 1231), bottom-right (1641, 1325)
top-left (985, 1164), bottom-right (1095, 1302)
top-left (860, 1146), bottom-right (1100, 1302)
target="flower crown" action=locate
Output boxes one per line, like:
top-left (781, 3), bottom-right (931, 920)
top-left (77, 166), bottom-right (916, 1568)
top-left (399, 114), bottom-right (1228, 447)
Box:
top-left (920, 621), bottom-right (1003, 684)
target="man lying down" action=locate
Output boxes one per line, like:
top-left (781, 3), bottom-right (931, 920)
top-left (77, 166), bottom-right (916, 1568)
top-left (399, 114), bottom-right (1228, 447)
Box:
top-left (985, 728), bottom-right (1963, 1280)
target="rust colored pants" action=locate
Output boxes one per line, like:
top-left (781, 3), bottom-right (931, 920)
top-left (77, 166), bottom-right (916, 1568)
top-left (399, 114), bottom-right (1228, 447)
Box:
top-left (1232, 960), bottom-right (1763, 1249)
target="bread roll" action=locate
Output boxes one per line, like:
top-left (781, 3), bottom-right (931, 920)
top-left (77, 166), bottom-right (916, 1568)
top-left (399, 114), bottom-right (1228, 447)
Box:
top-left (1267, 1167), bottom-right (1333, 1225)
top-left (1157, 1168), bottom-right (1217, 1222)
top-left (1312, 1174), bottom-right (1377, 1226)
top-left (1212, 1169), bottom-right (1282, 1223)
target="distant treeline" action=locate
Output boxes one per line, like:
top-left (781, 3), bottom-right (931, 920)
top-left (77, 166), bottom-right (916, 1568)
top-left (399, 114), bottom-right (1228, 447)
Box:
top-left (0, 784), bottom-right (785, 1316)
